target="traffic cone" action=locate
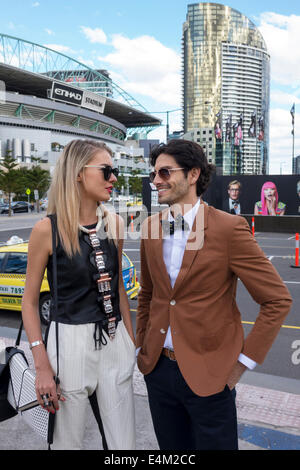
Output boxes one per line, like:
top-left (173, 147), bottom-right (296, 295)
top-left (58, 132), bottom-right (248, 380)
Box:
top-left (291, 233), bottom-right (300, 268)
top-left (251, 217), bottom-right (255, 236)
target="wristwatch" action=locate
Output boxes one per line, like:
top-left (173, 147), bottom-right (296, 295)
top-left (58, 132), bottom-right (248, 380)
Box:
top-left (29, 340), bottom-right (44, 350)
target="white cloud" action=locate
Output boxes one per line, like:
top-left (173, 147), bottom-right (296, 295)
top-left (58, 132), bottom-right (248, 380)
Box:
top-left (258, 13), bottom-right (300, 87)
top-left (269, 107), bottom-right (297, 173)
top-left (98, 34), bottom-right (181, 107)
top-left (271, 89), bottom-right (300, 107)
top-left (43, 43), bottom-right (73, 54)
top-left (45, 28), bottom-right (55, 36)
top-left (32, 2), bottom-right (40, 7)
top-left (80, 26), bottom-right (107, 44)
top-left (256, 13), bottom-right (300, 172)
top-left (76, 56), bottom-right (95, 68)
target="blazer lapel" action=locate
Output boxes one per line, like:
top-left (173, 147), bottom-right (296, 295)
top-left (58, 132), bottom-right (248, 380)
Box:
top-left (151, 208), bottom-right (173, 293)
top-left (172, 201), bottom-right (208, 295)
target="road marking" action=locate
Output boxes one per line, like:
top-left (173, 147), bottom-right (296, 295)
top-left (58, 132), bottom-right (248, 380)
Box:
top-left (267, 255), bottom-right (294, 259)
top-left (260, 245), bottom-right (294, 249)
top-left (257, 236), bottom-right (295, 241)
top-left (242, 320), bottom-right (300, 330)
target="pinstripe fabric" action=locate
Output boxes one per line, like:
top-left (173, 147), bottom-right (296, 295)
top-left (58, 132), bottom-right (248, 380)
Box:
top-left (47, 321), bottom-right (136, 450)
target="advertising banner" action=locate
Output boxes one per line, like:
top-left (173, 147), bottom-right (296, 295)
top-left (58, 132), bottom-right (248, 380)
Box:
top-left (50, 82), bottom-right (106, 114)
top-left (51, 82), bottom-right (83, 106)
top-left (82, 90), bottom-right (106, 114)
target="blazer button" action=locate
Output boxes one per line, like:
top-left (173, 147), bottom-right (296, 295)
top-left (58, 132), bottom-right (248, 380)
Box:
top-left (170, 300), bottom-right (176, 306)
top-left (160, 329), bottom-right (166, 334)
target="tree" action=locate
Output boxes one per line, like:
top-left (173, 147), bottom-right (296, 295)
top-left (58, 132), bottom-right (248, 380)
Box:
top-left (113, 174), bottom-right (127, 194)
top-left (25, 164), bottom-right (51, 212)
top-left (12, 167), bottom-right (31, 200)
top-left (0, 150), bottom-right (19, 216)
top-left (128, 169), bottom-right (142, 202)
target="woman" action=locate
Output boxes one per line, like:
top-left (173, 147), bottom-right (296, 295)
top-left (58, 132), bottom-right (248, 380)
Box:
top-left (22, 139), bottom-right (136, 450)
top-left (254, 181), bottom-right (286, 216)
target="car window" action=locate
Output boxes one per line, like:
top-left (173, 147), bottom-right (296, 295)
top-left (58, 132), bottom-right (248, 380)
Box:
top-left (4, 253), bottom-right (28, 274)
top-left (122, 253), bottom-right (131, 270)
top-left (0, 253), bottom-right (6, 270)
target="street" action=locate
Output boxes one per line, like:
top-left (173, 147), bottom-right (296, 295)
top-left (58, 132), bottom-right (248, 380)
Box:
top-left (0, 212), bottom-right (299, 389)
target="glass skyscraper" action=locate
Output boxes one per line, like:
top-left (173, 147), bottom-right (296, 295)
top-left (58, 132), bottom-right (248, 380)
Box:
top-left (183, 3), bottom-right (270, 174)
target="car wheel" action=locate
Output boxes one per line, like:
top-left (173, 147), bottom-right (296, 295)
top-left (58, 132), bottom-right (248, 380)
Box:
top-left (39, 293), bottom-right (51, 325)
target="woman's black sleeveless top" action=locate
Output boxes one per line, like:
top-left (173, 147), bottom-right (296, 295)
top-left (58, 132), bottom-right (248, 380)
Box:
top-left (46, 219), bottom-right (121, 333)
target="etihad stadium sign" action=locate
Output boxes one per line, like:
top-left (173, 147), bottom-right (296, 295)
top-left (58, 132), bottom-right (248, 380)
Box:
top-left (50, 82), bottom-right (106, 114)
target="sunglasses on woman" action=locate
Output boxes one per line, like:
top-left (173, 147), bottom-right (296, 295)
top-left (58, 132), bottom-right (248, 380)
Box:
top-left (84, 165), bottom-right (119, 181)
top-left (149, 167), bottom-right (184, 183)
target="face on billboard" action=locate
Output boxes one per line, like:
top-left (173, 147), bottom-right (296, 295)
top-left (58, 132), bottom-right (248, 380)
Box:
top-left (264, 187), bottom-right (276, 201)
top-left (228, 185), bottom-right (240, 201)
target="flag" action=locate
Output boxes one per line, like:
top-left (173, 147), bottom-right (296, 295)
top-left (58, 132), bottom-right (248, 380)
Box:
top-left (248, 111), bottom-right (256, 138)
top-left (225, 114), bottom-right (232, 142)
top-left (291, 103), bottom-right (295, 118)
top-left (233, 114), bottom-right (243, 146)
top-left (214, 110), bottom-right (222, 140)
top-left (291, 103), bottom-right (295, 127)
top-left (258, 115), bottom-right (264, 141)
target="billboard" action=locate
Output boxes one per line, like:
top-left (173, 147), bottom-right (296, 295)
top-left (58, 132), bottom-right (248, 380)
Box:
top-left (50, 82), bottom-right (106, 114)
top-left (82, 90), bottom-right (106, 114)
top-left (203, 175), bottom-right (300, 216)
top-left (51, 82), bottom-right (83, 106)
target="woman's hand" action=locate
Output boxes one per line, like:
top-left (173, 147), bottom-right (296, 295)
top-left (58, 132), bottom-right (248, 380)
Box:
top-left (35, 367), bottom-right (65, 414)
top-left (266, 196), bottom-right (276, 215)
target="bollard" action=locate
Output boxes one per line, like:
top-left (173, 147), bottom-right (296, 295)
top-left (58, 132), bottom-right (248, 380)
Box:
top-left (291, 233), bottom-right (300, 268)
top-left (130, 214), bottom-right (134, 233)
top-left (251, 217), bottom-right (255, 236)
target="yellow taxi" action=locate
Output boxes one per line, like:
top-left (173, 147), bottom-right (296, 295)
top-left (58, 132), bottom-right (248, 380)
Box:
top-left (0, 237), bottom-right (140, 325)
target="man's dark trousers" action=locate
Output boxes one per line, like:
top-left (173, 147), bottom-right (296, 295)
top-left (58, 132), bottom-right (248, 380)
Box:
top-left (144, 355), bottom-right (238, 450)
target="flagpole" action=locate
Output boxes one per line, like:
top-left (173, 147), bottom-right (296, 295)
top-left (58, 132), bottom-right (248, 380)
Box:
top-left (293, 121), bottom-right (295, 174)
top-left (291, 103), bottom-right (295, 174)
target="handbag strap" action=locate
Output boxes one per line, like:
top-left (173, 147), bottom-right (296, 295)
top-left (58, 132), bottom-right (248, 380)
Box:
top-left (16, 217), bottom-right (59, 378)
top-left (49, 215), bottom-right (59, 379)
top-left (15, 321), bottom-right (23, 347)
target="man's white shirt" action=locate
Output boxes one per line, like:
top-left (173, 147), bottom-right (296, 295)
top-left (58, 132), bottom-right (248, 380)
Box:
top-left (229, 198), bottom-right (241, 215)
top-left (138, 199), bottom-right (256, 370)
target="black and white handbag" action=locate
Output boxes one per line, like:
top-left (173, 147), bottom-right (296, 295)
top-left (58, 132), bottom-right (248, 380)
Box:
top-left (6, 215), bottom-right (59, 446)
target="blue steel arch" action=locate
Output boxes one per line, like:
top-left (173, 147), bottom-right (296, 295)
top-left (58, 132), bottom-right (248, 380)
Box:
top-left (0, 32), bottom-right (147, 113)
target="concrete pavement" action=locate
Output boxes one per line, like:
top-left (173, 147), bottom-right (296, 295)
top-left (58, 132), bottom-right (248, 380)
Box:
top-left (0, 336), bottom-right (299, 451)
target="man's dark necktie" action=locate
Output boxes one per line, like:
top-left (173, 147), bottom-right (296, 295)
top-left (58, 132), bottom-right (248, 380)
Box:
top-left (161, 214), bottom-right (190, 236)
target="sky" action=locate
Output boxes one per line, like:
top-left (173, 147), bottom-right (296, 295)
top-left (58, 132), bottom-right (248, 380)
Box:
top-left (1, 0), bottom-right (300, 174)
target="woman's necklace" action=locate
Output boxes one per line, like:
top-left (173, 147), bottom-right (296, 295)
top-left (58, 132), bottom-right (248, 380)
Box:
top-left (79, 207), bottom-right (116, 340)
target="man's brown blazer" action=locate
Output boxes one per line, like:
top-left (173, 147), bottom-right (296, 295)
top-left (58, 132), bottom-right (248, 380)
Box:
top-left (136, 201), bottom-right (292, 397)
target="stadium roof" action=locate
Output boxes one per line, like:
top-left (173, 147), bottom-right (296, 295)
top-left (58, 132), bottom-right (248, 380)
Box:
top-left (0, 33), bottom-right (161, 131)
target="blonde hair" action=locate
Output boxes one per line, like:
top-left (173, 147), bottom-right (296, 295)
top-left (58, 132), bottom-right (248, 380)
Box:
top-left (47, 139), bottom-right (118, 257)
top-left (228, 180), bottom-right (242, 190)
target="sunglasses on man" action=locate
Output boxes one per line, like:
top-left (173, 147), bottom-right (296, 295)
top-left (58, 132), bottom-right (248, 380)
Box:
top-left (149, 167), bottom-right (184, 183)
top-left (84, 165), bottom-right (119, 181)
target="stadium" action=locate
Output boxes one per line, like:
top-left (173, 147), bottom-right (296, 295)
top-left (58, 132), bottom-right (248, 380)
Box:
top-left (0, 33), bottom-right (161, 170)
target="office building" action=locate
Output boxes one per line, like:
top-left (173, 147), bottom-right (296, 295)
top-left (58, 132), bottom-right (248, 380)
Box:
top-left (183, 3), bottom-right (270, 174)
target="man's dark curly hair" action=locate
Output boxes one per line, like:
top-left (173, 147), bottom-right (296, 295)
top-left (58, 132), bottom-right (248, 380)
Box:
top-left (150, 139), bottom-right (216, 196)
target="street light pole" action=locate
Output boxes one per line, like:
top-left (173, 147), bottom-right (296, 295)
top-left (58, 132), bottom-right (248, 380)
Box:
top-left (291, 104), bottom-right (295, 174)
top-left (166, 110), bottom-right (170, 143)
top-left (150, 108), bottom-right (181, 143)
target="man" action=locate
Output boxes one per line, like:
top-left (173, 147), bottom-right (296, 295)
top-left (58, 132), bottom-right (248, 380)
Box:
top-left (223, 180), bottom-right (242, 214)
top-left (136, 140), bottom-right (292, 450)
